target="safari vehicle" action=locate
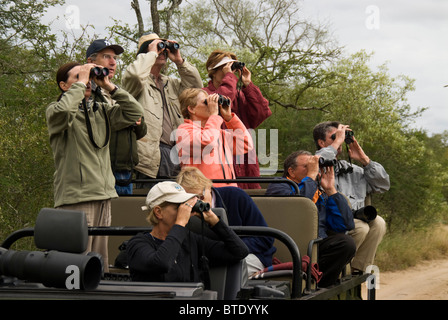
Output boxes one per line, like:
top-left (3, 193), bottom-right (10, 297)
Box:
top-left (0, 178), bottom-right (374, 300)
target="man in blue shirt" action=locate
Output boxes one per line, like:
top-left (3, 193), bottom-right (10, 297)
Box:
top-left (266, 150), bottom-right (356, 287)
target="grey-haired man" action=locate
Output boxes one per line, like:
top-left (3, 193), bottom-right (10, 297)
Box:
top-left (313, 121), bottom-right (389, 274)
top-left (86, 39), bottom-right (147, 195)
top-left (122, 33), bottom-right (202, 188)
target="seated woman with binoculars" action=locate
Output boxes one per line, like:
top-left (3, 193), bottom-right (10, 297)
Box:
top-left (46, 61), bottom-right (144, 272)
top-left (126, 181), bottom-right (249, 283)
top-left (175, 88), bottom-right (253, 187)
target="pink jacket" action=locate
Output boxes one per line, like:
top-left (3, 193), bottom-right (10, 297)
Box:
top-left (205, 73), bottom-right (271, 188)
top-left (175, 114), bottom-right (253, 187)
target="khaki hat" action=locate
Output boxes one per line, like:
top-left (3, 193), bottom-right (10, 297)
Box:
top-left (208, 56), bottom-right (237, 71)
top-left (142, 181), bottom-right (197, 211)
top-left (137, 33), bottom-right (165, 54)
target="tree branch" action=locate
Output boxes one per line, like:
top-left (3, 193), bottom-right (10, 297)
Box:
top-left (271, 100), bottom-right (331, 113)
top-left (113, 30), bottom-right (139, 44)
top-left (150, 0), bottom-right (160, 35)
top-left (1, 70), bottom-right (53, 75)
top-left (131, 0), bottom-right (145, 36)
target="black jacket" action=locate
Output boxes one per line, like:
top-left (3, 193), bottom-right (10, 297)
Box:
top-left (110, 121), bottom-right (147, 171)
top-left (126, 220), bottom-right (249, 282)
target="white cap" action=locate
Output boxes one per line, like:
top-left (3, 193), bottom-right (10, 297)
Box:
top-left (208, 56), bottom-right (237, 70)
top-left (141, 181), bottom-right (197, 211)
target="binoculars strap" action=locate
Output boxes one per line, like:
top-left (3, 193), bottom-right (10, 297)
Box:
top-left (217, 131), bottom-right (235, 181)
top-left (82, 98), bottom-right (110, 149)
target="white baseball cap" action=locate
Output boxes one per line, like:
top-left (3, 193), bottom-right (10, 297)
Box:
top-left (142, 181), bottom-right (197, 211)
top-left (208, 56), bottom-right (237, 70)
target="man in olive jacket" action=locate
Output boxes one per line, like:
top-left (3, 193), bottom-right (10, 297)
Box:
top-left (122, 33), bottom-right (202, 186)
top-left (46, 62), bottom-right (144, 272)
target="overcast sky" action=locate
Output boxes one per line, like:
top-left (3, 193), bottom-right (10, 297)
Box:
top-left (300, 0), bottom-right (448, 135)
top-left (44, 0), bottom-right (448, 135)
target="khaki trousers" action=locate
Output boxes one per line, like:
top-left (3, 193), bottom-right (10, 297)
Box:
top-left (57, 199), bottom-right (111, 273)
top-left (349, 215), bottom-right (386, 271)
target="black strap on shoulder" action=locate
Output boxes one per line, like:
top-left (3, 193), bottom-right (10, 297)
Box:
top-left (82, 98), bottom-right (110, 149)
top-left (199, 219), bottom-right (211, 290)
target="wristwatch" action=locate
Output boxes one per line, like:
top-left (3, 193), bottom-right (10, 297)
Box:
top-left (109, 85), bottom-right (118, 95)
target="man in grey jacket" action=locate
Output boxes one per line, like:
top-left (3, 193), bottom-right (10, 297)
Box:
top-left (313, 121), bottom-right (389, 274)
top-left (122, 33), bottom-right (202, 187)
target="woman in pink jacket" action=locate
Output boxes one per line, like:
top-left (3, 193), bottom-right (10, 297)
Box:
top-left (204, 50), bottom-right (272, 189)
top-left (175, 88), bottom-right (253, 187)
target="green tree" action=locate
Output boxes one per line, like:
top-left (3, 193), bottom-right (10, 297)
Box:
top-left (301, 51), bottom-right (448, 231)
top-left (171, 0), bottom-right (341, 107)
top-left (109, 0), bottom-right (342, 107)
top-left (2, 0), bottom-right (447, 247)
top-left (107, 0), bottom-right (343, 170)
top-left (107, 0), bottom-right (448, 232)
top-left (0, 0), bottom-right (64, 244)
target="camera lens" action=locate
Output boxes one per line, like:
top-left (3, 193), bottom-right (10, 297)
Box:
top-left (353, 205), bottom-right (377, 222)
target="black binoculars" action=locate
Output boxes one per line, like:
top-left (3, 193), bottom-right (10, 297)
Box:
top-left (90, 67), bottom-right (109, 79)
top-left (231, 61), bottom-right (245, 71)
top-left (319, 158), bottom-right (337, 168)
top-left (157, 41), bottom-right (180, 51)
top-left (204, 94), bottom-right (231, 107)
top-left (353, 205), bottom-right (377, 223)
top-left (192, 199), bottom-right (210, 214)
top-left (331, 130), bottom-right (355, 144)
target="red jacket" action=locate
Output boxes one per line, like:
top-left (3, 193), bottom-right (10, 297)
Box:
top-left (204, 73), bottom-right (271, 189)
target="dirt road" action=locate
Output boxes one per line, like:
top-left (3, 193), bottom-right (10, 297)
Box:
top-left (363, 259), bottom-right (448, 300)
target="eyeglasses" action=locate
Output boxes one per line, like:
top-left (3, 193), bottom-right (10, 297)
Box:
top-left (102, 53), bottom-right (120, 61)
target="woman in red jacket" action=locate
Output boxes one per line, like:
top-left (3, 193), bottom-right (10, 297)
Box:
top-left (175, 88), bottom-right (253, 188)
top-left (204, 50), bottom-right (272, 189)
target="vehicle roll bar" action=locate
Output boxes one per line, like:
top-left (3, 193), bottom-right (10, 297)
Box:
top-left (88, 225), bottom-right (302, 298)
top-left (133, 177), bottom-right (300, 195)
top-left (2, 225), bottom-right (302, 298)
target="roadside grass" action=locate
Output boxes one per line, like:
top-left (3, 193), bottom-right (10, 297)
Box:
top-left (374, 224), bottom-right (448, 272)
